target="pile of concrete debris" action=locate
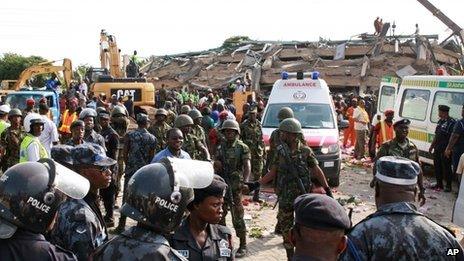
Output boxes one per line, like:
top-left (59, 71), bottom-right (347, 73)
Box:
top-left (141, 34), bottom-right (462, 93)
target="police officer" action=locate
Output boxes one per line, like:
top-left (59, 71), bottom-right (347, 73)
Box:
top-left (342, 156), bottom-right (464, 260)
top-left (0, 108), bottom-right (25, 171)
top-left (291, 194), bottom-right (350, 261)
top-left (175, 114), bottom-right (210, 161)
top-left (115, 113), bottom-right (157, 233)
top-left (260, 118), bottom-right (331, 260)
top-left (240, 107), bottom-right (265, 202)
top-left (20, 113), bottom-right (48, 162)
top-left (98, 111), bottom-right (120, 227)
top-left (92, 158), bottom-right (214, 261)
top-left (214, 119), bottom-right (251, 257)
top-left (0, 159), bottom-right (90, 261)
top-left (79, 108), bottom-right (106, 149)
top-left (170, 175), bottom-right (234, 260)
top-left (148, 108), bottom-right (171, 153)
top-left (372, 119), bottom-right (426, 205)
top-left (50, 144), bottom-right (116, 261)
top-left (429, 105), bottom-right (456, 192)
top-left (65, 120), bottom-right (86, 146)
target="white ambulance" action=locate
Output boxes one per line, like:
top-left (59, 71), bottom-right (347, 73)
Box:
top-left (375, 75), bottom-right (464, 165)
top-left (261, 71), bottom-right (341, 186)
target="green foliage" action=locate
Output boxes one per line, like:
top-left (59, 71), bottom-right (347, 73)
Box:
top-left (75, 63), bottom-right (91, 80)
top-left (0, 53), bottom-right (46, 81)
top-left (222, 36), bottom-right (252, 49)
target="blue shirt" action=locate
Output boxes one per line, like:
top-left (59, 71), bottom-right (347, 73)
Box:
top-left (151, 147), bottom-right (191, 163)
top-left (452, 118), bottom-right (464, 152)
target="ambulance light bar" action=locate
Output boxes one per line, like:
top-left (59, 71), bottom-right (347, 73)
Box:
top-left (281, 71), bottom-right (320, 80)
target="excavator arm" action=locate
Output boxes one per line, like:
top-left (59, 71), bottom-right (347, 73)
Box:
top-left (99, 30), bottom-right (123, 78)
top-left (13, 58), bottom-right (72, 90)
top-left (416, 0), bottom-right (464, 45)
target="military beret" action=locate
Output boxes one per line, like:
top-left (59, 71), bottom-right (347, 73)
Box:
top-left (51, 145), bottom-right (74, 165)
top-left (194, 174), bottom-right (227, 199)
top-left (393, 118), bottom-right (410, 127)
top-left (375, 156), bottom-right (420, 186)
top-left (72, 143), bottom-right (116, 167)
top-left (70, 120), bottom-right (85, 129)
top-left (384, 109), bottom-right (394, 116)
top-left (294, 194), bottom-right (350, 231)
top-left (438, 105), bottom-right (450, 112)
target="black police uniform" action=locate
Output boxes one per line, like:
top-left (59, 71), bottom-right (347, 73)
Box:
top-left (434, 106), bottom-right (456, 189)
top-left (0, 229), bottom-right (77, 261)
top-left (99, 122), bottom-right (120, 224)
top-left (170, 219), bottom-right (233, 261)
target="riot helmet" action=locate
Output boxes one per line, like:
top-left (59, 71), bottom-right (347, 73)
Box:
top-left (0, 159), bottom-right (89, 238)
top-left (111, 105), bottom-right (127, 117)
top-left (24, 113), bottom-right (45, 133)
top-left (79, 108), bottom-right (97, 120)
top-left (121, 157), bottom-right (213, 234)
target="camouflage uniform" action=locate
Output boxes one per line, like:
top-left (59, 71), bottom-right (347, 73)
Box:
top-left (191, 125), bottom-right (209, 160)
top-left (166, 109), bottom-right (177, 126)
top-left (50, 195), bottom-right (107, 261)
top-left (215, 138), bottom-right (250, 240)
top-left (148, 121), bottom-right (171, 153)
top-left (111, 116), bottom-right (130, 195)
top-left (341, 202), bottom-right (464, 260)
top-left (92, 226), bottom-right (187, 261)
top-left (0, 126), bottom-right (25, 171)
top-left (375, 137), bottom-right (419, 161)
top-left (272, 141), bottom-right (317, 250)
top-left (83, 130), bottom-right (106, 150)
top-left (240, 119), bottom-right (265, 182)
top-left (182, 133), bottom-right (203, 160)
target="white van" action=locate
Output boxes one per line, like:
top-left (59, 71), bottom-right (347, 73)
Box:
top-left (261, 71), bottom-right (341, 186)
top-left (376, 75), bottom-right (464, 164)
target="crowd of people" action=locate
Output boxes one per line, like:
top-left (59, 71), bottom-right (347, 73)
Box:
top-left (0, 83), bottom-right (462, 261)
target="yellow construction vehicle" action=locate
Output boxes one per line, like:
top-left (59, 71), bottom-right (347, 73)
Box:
top-left (88, 30), bottom-right (155, 116)
top-left (0, 59), bottom-right (72, 96)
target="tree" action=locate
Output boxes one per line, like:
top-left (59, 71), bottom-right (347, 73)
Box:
top-left (222, 36), bottom-right (252, 49)
top-left (75, 63), bottom-right (91, 80)
top-left (0, 53), bottom-right (46, 81)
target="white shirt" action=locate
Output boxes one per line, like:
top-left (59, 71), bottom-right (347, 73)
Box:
top-left (79, 82), bottom-right (88, 97)
top-left (457, 153), bottom-right (464, 175)
top-left (39, 115), bottom-right (59, 155)
top-left (353, 107), bottom-right (368, 131)
top-left (27, 141), bottom-right (41, 162)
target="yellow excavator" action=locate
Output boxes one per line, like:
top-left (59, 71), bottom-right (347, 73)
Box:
top-left (87, 30), bottom-right (155, 116)
top-left (0, 58), bottom-right (72, 96)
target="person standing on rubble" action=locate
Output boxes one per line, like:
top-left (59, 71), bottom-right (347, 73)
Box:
top-left (353, 99), bottom-right (369, 160)
top-left (370, 109), bottom-right (395, 157)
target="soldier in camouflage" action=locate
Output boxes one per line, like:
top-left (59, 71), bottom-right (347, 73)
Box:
top-left (148, 108), bottom-right (171, 153)
top-left (92, 158), bottom-right (214, 261)
top-left (0, 109), bottom-right (25, 171)
top-left (110, 105), bottom-right (130, 204)
top-left (188, 109), bottom-right (209, 160)
top-left (260, 118), bottom-right (331, 260)
top-left (342, 156), bottom-right (463, 260)
top-left (50, 143), bottom-right (117, 261)
top-left (79, 108), bottom-right (106, 149)
top-left (372, 119), bottom-right (426, 206)
top-left (240, 107), bottom-right (265, 202)
top-left (164, 101), bottom-right (177, 126)
top-left (174, 114), bottom-right (210, 161)
top-left (115, 113), bottom-right (157, 233)
top-left (214, 119), bottom-right (251, 257)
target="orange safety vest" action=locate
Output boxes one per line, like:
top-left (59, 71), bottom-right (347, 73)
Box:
top-left (58, 110), bottom-right (77, 134)
top-left (377, 120), bottom-right (395, 146)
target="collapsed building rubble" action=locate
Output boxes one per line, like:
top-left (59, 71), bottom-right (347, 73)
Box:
top-left (141, 33), bottom-right (463, 94)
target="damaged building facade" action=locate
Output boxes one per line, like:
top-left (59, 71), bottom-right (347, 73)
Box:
top-left (141, 33), bottom-right (463, 95)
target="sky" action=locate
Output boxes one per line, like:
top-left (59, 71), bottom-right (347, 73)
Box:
top-left (1, 0), bottom-right (463, 67)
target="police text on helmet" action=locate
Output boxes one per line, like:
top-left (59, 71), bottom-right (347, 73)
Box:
top-left (154, 196), bottom-right (179, 212)
top-left (27, 197), bottom-right (50, 213)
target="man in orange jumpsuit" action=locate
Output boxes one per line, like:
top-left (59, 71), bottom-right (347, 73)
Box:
top-left (343, 98), bottom-right (357, 148)
top-left (370, 109), bottom-right (395, 154)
